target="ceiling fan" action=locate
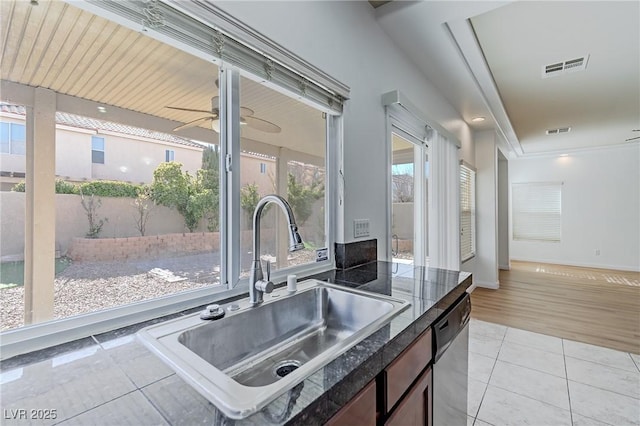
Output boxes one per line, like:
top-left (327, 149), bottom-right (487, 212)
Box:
top-left (166, 96), bottom-right (281, 134)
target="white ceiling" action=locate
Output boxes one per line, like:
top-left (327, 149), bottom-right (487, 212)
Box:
top-left (375, 1), bottom-right (640, 157)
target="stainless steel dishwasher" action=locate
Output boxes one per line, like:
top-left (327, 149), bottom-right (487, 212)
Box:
top-left (433, 293), bottom-right (471, 426)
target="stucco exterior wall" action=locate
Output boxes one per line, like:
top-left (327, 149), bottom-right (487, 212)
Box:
top-left (90, 132), bottom-right (202, 184)
top-left (0, 114), bottom-right (204, 187)
top-left (55, 127), bottom-right (93, 180)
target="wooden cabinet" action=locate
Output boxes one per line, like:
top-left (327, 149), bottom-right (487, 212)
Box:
top-left (382, 328), bottom-right (433, 426)
top-left (384, 328), bottom-right (432, 411)
top-left (324, 327), bottom-right (433, 426)
top-left (386, 366), bottom-right (432, 426)
top-left (325, 379), bottom-right (377, 426)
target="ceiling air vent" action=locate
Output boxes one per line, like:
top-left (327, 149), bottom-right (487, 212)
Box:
top-left (542, 55), bottom-right (589, 78)
top-left (546, 127), bottom-right (571, 135)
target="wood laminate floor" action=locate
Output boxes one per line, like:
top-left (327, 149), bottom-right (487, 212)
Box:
top-left (470, 261), bottom-right (640, 354)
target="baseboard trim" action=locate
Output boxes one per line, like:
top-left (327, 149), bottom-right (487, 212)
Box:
top-left (466, 283), bottom-right (477, 293)
top-left (509, 257), bottom-right (640, 272)
top-left (499, 264), bottom-right (511, 271)
top-left (474, 280), bottom-right (499, 289)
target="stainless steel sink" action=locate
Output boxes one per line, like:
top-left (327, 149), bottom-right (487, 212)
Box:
top-left (138, 279), bottom-right (410, 419)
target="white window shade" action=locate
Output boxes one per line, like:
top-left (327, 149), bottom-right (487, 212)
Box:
top-left (512, 182), bottom-right (562, 242)
top-left (460, 164), bottom-right (476, 262)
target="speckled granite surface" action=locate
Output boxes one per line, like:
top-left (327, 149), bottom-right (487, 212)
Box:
top-left (0, 261), bottom-right (470, 425)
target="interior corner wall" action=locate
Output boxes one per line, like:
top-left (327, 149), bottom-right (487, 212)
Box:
top-left (469, 130), bottom-right (499, 288)
top-left (498, 151), bottom-right (509, 270)
top-left (216, 1), bottom-right (473, 260)
top-left (509, 144), bottom-right (640, 272)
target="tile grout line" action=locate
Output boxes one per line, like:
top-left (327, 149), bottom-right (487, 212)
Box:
top-left (562, 339), bottom-right (573, 426)
top-left (628, 352), bottom-right (640, 373)
top-left (492, 356), bottom-right (566, 380)
top-left (473, 324), bottom-right (507, 425)
top-left (138, 380), bottom-right (173, 426)
top-left (564, 352), bottom-right (640, 374)
top-left (51, 389), bottom-right (139, 426)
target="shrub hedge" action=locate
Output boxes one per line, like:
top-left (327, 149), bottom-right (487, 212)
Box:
top-left (11, 179), bottom-right (144, 198)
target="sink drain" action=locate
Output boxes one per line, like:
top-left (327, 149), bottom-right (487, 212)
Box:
top-left (273, 360), bottom-right (301, 378)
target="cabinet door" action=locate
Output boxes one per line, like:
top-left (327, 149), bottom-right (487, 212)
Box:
top-left (325, 379), bottom-right (377, 426)
top-left (385, 328), bottom-right (432, 411)
top-left (386, 366), bottom-right (432, 426)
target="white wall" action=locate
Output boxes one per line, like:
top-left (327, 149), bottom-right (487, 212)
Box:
top-left (216, 1), bottom-right (473, 259)
top-left (471, 130), bottom-right (499, 288)
top-left (510, 144), bottom-right (640, 272)
top-left (498, 152), bottom-right (509, 270)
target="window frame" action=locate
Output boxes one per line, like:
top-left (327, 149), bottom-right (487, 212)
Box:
top-left (460, 162), bottom-right (476, 263)
top-left (91, 135), bottom-right (105, 164)
top-left (0, 52), bottom-right (342, 362)
top-left (0, 121), bottom-right (26, 155)
top-left (220, 66), bottom-right (336, 290)
top-left (165, 149), bottom-right (175, 162)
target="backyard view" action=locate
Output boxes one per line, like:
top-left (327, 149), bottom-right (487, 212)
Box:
top-left (0, 0), bottom-right (329, 332)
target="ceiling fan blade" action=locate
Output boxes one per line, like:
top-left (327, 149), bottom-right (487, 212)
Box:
top-left (173, 116), bottom-right (213, 132)
top-left (240, 106), bottom-right (254, 117)
top-left (243, 116), bottom-right (281, 133)
top-left (166, 106), bottom-right (214, 114)
top-left (625, 136), bottom-right (640, 141)
top-left (211, 96), bottom-right (254, 117)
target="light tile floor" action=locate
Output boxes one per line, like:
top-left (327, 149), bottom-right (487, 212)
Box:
top-left (468, 319), bottom-right (640, 426)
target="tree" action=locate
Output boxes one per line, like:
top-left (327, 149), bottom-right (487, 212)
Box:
top-left (132, 186), bottom-right (154, 236)
top-left (240, 183), bottom-right (261, 228)
top-left (151, 162), bottom-right (203, 232)
top-left (79, 188), bottom-right (108, 238)
top-left (287, 173), bottom-right (324, 225)
top-left (200, 145), bottom-right (220, 231)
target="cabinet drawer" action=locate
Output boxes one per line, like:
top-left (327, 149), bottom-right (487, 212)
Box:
top-left (385, 327), bottom-right (432, 410)
top-left (325, 379), bottom-right (377, 426)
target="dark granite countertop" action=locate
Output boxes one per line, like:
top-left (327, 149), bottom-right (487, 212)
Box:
top-left (0, 261), bottom-right (470, 426)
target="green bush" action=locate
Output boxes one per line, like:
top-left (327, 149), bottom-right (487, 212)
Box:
top-left (11, 181), bottom-right (25, 192)
top-left (151, 162), bottom-right (212, 232)
top-left (55, 179), bottom-right (78, 194)
top-left (12, 179), bottom-right (142, 197)
top-left (287, 173), bottom-right (324, 225)
top-left (77, 180), bottom-right (141, 198)
top-left (12, 179), bottom-right (78, 194)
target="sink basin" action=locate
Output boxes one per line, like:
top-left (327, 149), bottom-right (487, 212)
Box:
top-left (138, 279), bottom-right (410, 419)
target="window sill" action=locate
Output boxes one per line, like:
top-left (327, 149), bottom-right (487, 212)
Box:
top-left (461, 254), bottom-right (476, 264)
top-left (0, 262), bottom-right (334, 360)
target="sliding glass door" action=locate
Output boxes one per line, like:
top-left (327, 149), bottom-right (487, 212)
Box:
top-left (389, 128), bottom-right (428, 266)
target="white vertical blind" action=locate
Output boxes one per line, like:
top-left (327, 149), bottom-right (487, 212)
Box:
top-left (512, 182), bottom-right (562, 242)
top-left (428, 131), bottom-right (460, 270)
top-left (460, 164), bottom-right (476, 261)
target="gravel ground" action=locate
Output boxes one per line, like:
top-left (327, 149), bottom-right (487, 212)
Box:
top-left (0, 258), bottom-right (218, 331)
top-left (0, 248), bottom-right (318, 331)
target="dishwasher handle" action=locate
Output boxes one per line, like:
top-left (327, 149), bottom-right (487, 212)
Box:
top-left (433, 293), bottom-right (471, 362)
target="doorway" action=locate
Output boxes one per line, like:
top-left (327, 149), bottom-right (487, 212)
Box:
top-left (390, 129), bottom-right (428, 266)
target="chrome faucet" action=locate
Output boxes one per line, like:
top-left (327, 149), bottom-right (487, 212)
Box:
top-left (249, 195), bottom-right (304, 306)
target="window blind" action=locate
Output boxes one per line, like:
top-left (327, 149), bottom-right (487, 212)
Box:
top-left (460, 164), bottom-right (476, 262)
top-left (512, 182), bottom-right (562, 242)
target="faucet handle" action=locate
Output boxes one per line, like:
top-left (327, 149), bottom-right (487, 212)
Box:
top-left (255, 259), bottom-right (274, 294)
top-left (255, 279), bottom-right (274, 293)
top-left (265, 259), bottom-right (271, 282)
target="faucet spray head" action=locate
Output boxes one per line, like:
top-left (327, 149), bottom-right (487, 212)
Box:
top-left (288, 225), bottom-right (305, 252)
